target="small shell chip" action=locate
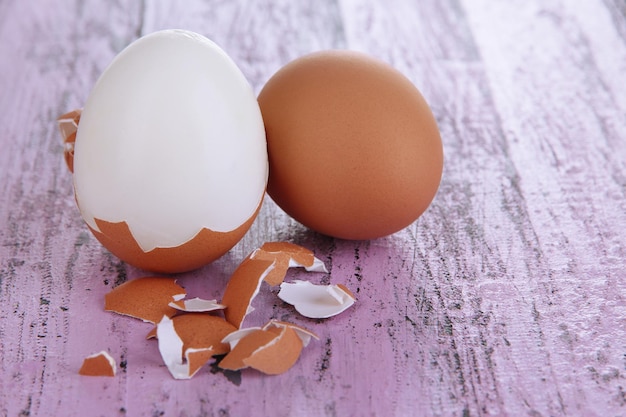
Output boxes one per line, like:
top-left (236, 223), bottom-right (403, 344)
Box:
top-left (78, 351), bottom-right (116, 377)
top-left (57, 109), bottom-right (81, 173)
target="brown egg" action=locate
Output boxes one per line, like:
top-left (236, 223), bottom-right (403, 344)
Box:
top-left (258, 50), bottom-right (443, 240)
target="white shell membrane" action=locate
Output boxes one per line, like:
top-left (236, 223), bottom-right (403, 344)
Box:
top-left (73, 30), bottom-right (268, 251)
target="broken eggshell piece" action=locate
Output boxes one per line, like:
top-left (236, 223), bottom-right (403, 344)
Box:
top-left (237, 326), bottom-right (302, 375)
top-left (263, 320), bottom-right (319, 347)
top-left (104, 277), bottom-right (185, 323)
top-left (221, 242), bottom-right (328, 328)
top-left (219, 323), bottom-right (311, 375)
top-left (78, 351), bottom-right (117, 377)
top-left (70, 29), bottom-right (268, 273)
top-left (155, 314), bottom-right (236, 379)
top-left (250, 242), bottom-right (328, 285)
top-left (277, 280), bottom-right (356, 318)
top-left (57, 109), bottom-right (81, 173)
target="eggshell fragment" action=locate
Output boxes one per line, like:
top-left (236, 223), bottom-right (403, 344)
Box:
top-left (242, 326), bottom-right (303, 375)
top-left (78, 351), bottom-right (116, 377)
top-left (221, 242), bottom-right (327, 328)
top-left (278, 280), bottom-right (356, 318)
top-left (218, 329), bottom-right (277, 371)
top-left (168, 313), bottom-right (235, 355)
top-left (156, 316), bottom-right (214, 379)
top-left (220, 256), bottom-right (273, 328)
top-left (70, 29), bottom-right (268, 273)
top-left (221, 327), bottom-right (262, 350)
top-left (219, 326), bottom-right (304, 375)
top-left (252, 242), bottom-right (328, 286)
top-left (263, 320), bottom-right (319, 347)
top-left (169, 297), bottom-right (225, 313)
top-left (57, 109), bottom-right (81, 173)
top-left (156, 314), bottom-right (236, 379)
top-left (104, 277), bottom-right (185, 323)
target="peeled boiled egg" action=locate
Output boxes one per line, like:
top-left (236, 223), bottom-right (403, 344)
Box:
top-left (72, 30), bottom-right (267, 273)
top-left (258, 51), bottom-right (443, 240)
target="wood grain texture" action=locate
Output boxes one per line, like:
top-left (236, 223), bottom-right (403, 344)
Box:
top-left (1, 1), bottom-right (625, 416)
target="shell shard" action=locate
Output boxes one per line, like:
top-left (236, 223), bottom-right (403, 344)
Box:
top-left (278, 280), bottom-right (356, 318)
top-left (155, 314), bottom-right (236, 379)
top-left (78, 351), bottom-right (116, 377)
top-left (104, 277), bottom-right (186, 323)
top-left (57, 109), bottom-right (81, 173)
top-left (219, 321), bottom-right (315, 375)
top-left (221, 242), bottom-right (328, 328)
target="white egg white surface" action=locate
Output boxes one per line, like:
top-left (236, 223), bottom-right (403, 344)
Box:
top-left (73, 30), bottom-right (267, 252)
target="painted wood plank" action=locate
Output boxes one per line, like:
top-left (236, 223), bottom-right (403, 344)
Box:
top-left (461, 3), bottom-right (626, 415)
top-left (0, 2), bottom-right (147, 416)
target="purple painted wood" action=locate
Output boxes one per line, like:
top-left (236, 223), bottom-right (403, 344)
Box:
top-left (1, 1), bottom-right (625, 416)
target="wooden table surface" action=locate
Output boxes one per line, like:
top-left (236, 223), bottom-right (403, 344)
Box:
top-left (1, 1), bottom-right (625, 416)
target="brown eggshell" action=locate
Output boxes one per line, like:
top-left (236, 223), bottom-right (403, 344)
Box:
top-left (253, 242), bottom-right (316, 286)
top-left (78, 351), bottom-right (116, 377)
top-left (154, 314), bottom-right (233, 379)
top-left (88, 198), bottom-right (261, 274)
top-left (221, 255), bottom-right (274, 329)
top-left (221, 242), bottom-right (325, 328)
top-left (258, 50), bottom-right (444, 240)
top-left (186, 349), bottom-right (217, 377)
top-left (243, 326), bottom-right (303, 375)
top-left (219, 326), bottom-right (303, 375)
top-left (218, 329), bottom-right (277, 371)
top-left (167, 313), bottom-right (236, 357)
top-left (104, 277), bottom-right (185, 323)
top-left (57, 109), bottom-right (81, 173)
